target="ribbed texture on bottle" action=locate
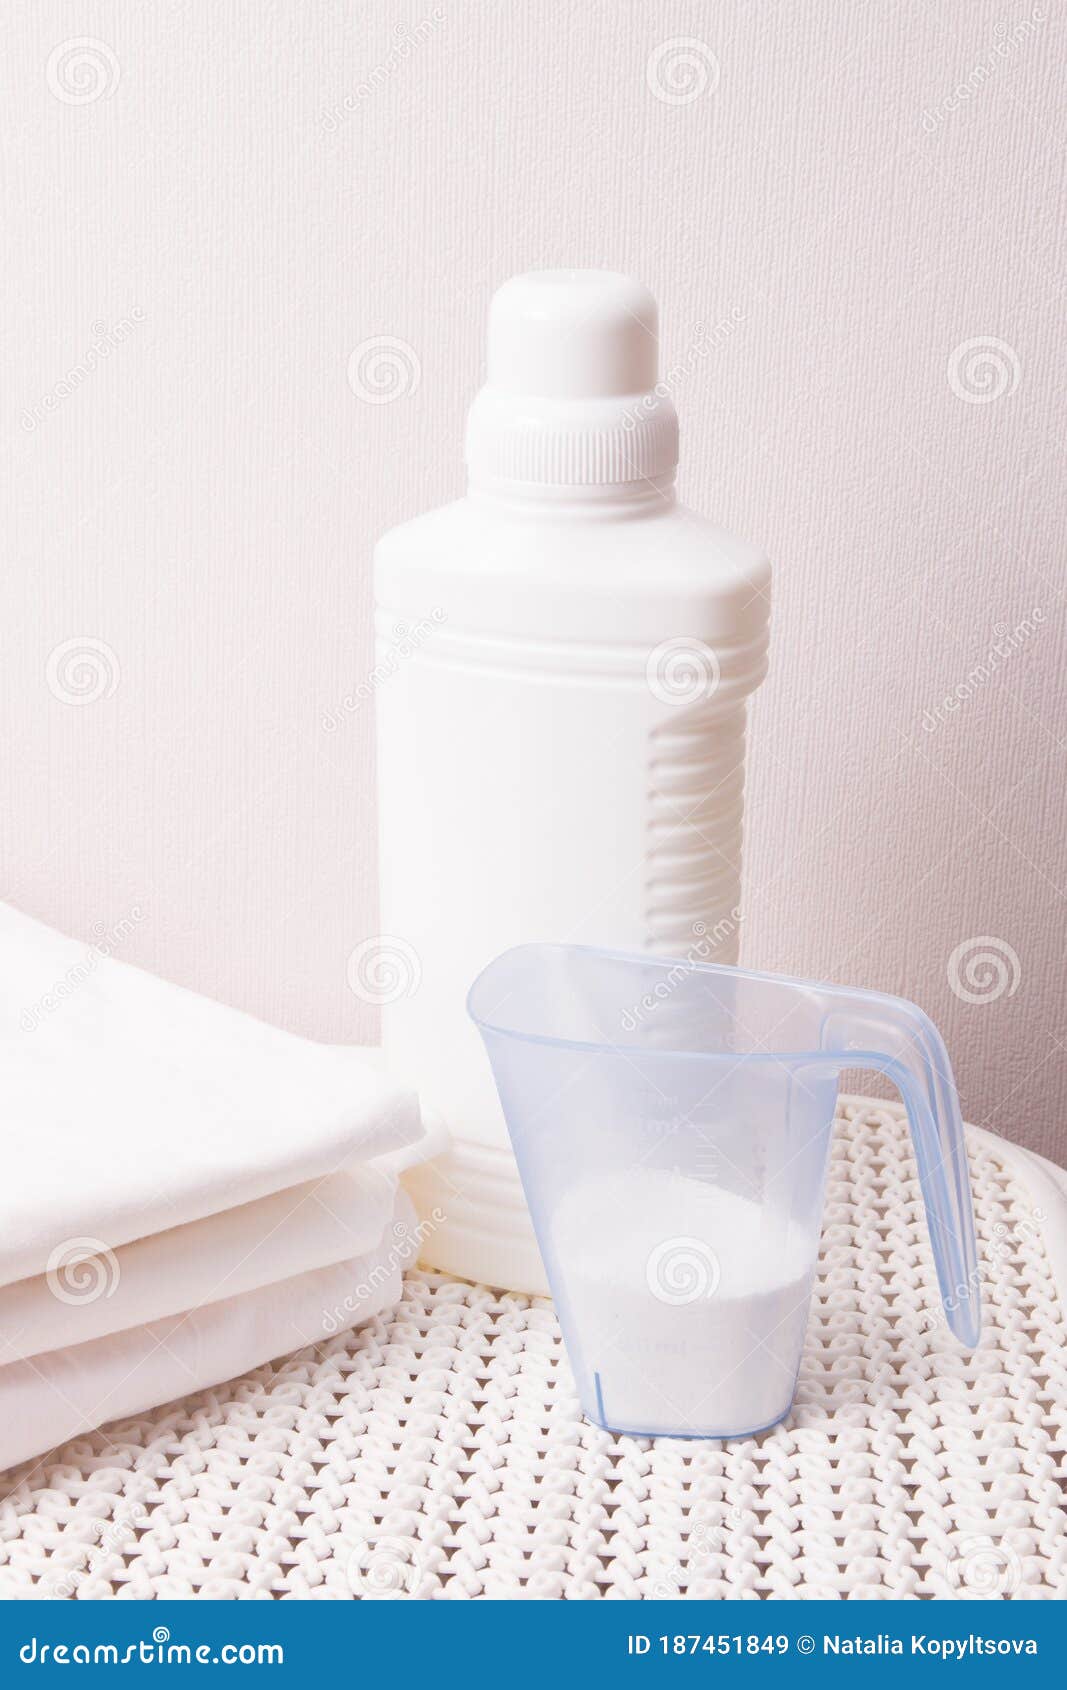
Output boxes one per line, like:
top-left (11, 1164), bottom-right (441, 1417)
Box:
top-left (465, 391), bottom-right (678, 486)
top-left (645, 703), bottom-right (748, 957)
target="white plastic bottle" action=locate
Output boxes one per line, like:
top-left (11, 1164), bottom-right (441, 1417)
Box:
top-left (374, 270), bottom-right (770, 1292)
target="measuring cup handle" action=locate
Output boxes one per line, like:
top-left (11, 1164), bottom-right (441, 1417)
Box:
top-left (821, 998), bottom-right (980, 1349)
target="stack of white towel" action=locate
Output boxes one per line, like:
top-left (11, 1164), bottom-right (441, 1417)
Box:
top-left (0, 903), bottom-right (435, 1473)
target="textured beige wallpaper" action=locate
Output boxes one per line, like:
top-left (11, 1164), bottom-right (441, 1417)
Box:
top-left (2, 2), bottom-right (1064, 1154)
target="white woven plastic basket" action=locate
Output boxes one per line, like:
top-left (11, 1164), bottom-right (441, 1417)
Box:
top-left (0, 1099), bottom-right (1064, 1599)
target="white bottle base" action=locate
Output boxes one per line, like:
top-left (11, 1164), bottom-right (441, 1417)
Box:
top-left (402, 1140), bottom-right (549, 1296)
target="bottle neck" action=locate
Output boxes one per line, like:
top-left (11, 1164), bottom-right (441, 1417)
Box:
top-left (466, 471), bottom-right (677, 520)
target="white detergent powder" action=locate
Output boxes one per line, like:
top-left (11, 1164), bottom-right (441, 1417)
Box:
top-left (551, 1170), bottom-right (815, 1436)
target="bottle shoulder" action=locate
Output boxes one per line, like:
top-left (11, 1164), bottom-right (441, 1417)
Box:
top-left (377, 496), bottom-right (768, 588)
top-left (374, 497), bottom-right (475, 565)
top-left (374, 495), bottom-right (770, 645)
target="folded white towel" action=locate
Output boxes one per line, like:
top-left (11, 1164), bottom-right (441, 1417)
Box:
top-left (0, 1192), bottom-right (417, 1475)
top-left (0, 902), bottom-right (423, 1285)
top-left (0, 1166), bottom-right (397, 1365)
top-left (0, 901), bottom-right (437, 1474)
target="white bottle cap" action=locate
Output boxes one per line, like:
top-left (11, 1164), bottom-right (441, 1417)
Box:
top-left (465, 270), bottom-right (679, 487)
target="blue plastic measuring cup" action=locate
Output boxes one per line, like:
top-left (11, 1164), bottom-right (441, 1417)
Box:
top-left (469, 944), bottom-right (980, 1439)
